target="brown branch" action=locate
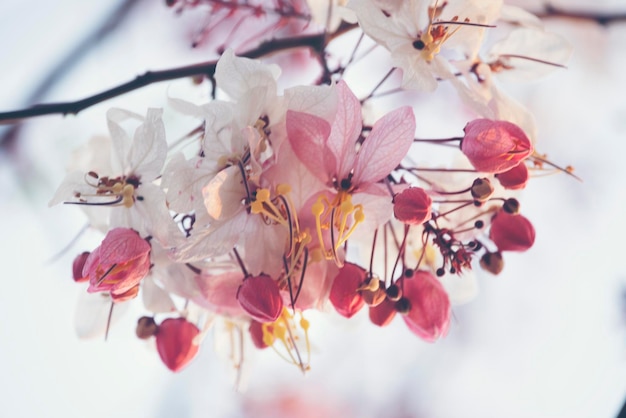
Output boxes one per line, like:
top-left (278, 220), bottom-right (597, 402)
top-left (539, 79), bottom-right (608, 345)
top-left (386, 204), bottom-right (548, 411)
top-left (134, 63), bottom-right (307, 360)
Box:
top-left (537, 4), bottom-right (626, 25)
top-left (0, 32), bottom-right (330, 124)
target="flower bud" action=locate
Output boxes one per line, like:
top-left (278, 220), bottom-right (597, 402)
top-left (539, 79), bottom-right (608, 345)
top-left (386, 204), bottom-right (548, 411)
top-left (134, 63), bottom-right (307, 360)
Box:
top-left (470, 178), bottom-right (494, 202)
top-left (369, 298), bottom-right (397, 327)
top-left (237, 274), bottom-right (283, 323)
top-left (461, 119), bottom-right (533, 173)
top-left (155, 318), bottom-right (200, 372)
top-left (393, 187), bottom-right (432, 224)
top-left (502, 198), bottom-right (520, 214)
top-left (72, 252), bottom-right (90, 282)
top-left (136, 316), bottom-right (158, 339)
top-left (329, 262), bottom-right (366, 318)
top-left (490, 210), bottom-right (535, 252)
top-left (479, 251), bottom-right (504, 275)
top-left (397, 271), bottom-right (450, 342)
top-left (83, 228), bottom-right (151, 298)
top-left (361, 284), bottom-right (387, 307)
top-left (495, 163), bottom-right (529, 190)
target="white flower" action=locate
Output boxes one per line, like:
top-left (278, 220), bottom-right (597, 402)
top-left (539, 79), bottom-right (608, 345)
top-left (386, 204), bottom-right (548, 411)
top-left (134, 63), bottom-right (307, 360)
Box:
top-left (49, 108), bottom-right (179, 246)
top-left (348, 0), bottom-right (501, 91)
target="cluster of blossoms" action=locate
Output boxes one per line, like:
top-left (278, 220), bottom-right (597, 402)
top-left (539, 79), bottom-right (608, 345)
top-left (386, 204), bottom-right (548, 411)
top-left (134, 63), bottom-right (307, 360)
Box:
top-left (50, 0), bottom-right (572, 373)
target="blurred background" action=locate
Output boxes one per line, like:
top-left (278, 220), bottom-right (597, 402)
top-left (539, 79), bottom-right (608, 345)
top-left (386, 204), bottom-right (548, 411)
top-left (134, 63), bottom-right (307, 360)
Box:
top-left (1, 0), bottom-right (626, 417)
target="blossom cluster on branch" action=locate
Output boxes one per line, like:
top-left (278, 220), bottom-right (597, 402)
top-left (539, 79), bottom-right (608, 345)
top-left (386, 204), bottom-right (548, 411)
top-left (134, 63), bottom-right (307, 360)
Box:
top-left (45, 0), bottom-right (574, 374)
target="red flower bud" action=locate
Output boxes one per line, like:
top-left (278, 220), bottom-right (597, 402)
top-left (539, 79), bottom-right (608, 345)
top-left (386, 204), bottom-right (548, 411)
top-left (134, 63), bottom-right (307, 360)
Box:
top-left (393, 187), bottom-right (433, 225)
top-left (495, 163), bottom-right (529, 190)
top-left (393, 187), bottom-right (432, 225)
top-left (398, 271), bottom-right (450, 342)
top-left (329, 262), bottom-right (366, 318)
top-left (461, 119), bottom-right (533, 173)
top-left (155, 318), bottom-right (200, 372)
top-left (489, 210), bottom-right (536, 252)
top-left (237, 274), bottom-right (283, 323)
top-left (369, 298), bottom-right (397, 327)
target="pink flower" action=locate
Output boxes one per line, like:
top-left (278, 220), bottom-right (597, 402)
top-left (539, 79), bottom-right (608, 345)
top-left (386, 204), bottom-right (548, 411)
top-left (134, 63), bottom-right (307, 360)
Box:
top-left (287, 81), bottom-right (415, 262)
top-left (393, 187), bottom-right (432, 225)
top-left (287, 81), bottom-right (415, 194)
top-left (398, 270), bottom-right (450, 342)
top-left (461, 119), bottom-right (533, 173)
top-left (237, 274), bottom-right (284, 323)
top-left (155, 318), bottom-right (200, 372)
top-left (82, 228), bottom-right (151, 300)
top-left (490, 210), bottom-right (536, 252)
top-left (329, 262), bottom-right (366, 318)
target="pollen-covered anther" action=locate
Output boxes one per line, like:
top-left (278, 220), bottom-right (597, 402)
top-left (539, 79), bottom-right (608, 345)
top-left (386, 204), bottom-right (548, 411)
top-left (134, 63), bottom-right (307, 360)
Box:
top-left (470, 178), bottom-right (494, 202)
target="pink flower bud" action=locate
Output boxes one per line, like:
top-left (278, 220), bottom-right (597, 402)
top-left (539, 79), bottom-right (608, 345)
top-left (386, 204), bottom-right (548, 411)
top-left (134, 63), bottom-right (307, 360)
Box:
top-left (368, 298), bottom-right (397, 327)
top-left (495, 163), bottom-right (529, 190)
top-left (237, 275), bottom-right (283, 323)
top-left (398, 270), bottom-right (450, 342)
top-left (489, 210), bottom-right (536, 252)
top-left (393, 187), bottom-right (432, 225)
top-left (155, 318), bottom-right (200, 372)
top-left (329, 262), bottom-right (366, 318)
top-left (461, 119), bottom-right (533, 173)
top-left (83, 228), bottom-right (151, 298)
top-left (72, 251), bottom-right (90, 282)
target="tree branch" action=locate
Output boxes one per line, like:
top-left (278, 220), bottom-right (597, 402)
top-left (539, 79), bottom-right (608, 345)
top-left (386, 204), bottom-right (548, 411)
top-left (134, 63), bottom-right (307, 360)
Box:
top-left (0, 33), bottom-right (330, 124)
top-left (537, 4), bottom-right (626, 26)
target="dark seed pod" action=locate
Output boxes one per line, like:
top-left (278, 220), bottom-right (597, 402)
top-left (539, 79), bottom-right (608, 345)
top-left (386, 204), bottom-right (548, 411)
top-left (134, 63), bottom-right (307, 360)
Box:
top-left (394, 297), bottom-right (412, 314)
top-left (385, 284), bottom-right (402, 302)
top-left (136, 316), bottom-right (158, 339)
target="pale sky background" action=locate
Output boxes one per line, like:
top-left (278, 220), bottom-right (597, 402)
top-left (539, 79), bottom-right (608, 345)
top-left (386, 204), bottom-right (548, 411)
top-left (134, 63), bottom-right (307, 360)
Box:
top-left (1, 1), bottom-right (626, 417)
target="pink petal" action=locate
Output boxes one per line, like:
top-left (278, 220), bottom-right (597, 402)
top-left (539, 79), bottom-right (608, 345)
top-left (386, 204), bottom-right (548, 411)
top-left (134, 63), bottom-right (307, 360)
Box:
top-left (155, 318), bottom-right (200, 372)
top-left (352, 106), bottom-right (415, 186)
top-left (287, 110), bottom-right (332, 184)
top-left (237, 275), bottom-right (284, 323)
top-left (194, 271), bottom-right (246, 317)
top-left (326, 81), bottom-right (361, 181)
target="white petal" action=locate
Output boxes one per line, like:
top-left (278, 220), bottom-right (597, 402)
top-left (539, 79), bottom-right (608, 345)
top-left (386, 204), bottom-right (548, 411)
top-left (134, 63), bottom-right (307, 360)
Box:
top-left (215, 49), bottom-right (280, 101)
top-left (128, 108), bottom-right (167, 180)
top-left (74, 291), bottom-right (129, 339)
top-left (141, 275), bottom-right (177, 313)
